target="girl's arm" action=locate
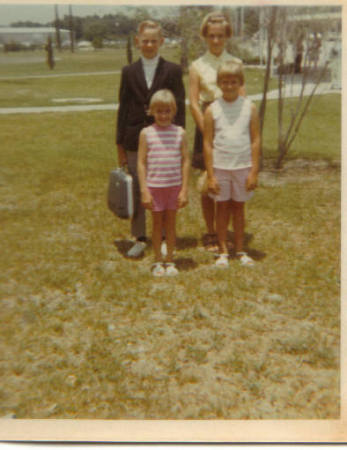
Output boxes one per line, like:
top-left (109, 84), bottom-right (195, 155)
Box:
top-left (178, 130), bottom-right (190, 208)
top-left (247, 103), bottom-right (261, 191)
top-left (188, 64), bottom-right (204, 132)
top-left (137, 129), bottom-right (153, 209)
top-left (203, 106), bottom-right (219, 194)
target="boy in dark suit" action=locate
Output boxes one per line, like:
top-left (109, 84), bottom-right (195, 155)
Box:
top-left (116, 20), bottom-right (185, 258)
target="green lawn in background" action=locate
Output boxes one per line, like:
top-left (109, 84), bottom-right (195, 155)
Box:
top-left (261, 93), bottom-right (341, 161)
top-left (0, 48), bottom-right (127, 76)
top-left (0, 48), bottom-right (277, 108)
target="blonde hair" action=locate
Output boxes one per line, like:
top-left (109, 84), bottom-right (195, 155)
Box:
top-left (200, 11), bottom-right (232, 39)
top-left (137, 20), bottom-right (163, 37)
top-left (217, 60), bottom-right (244, 85)
top-left (148, 89), bottom-right (177, 115)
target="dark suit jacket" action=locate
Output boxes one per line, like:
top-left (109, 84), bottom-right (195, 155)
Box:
top-left (116, 57), bottom-right (185, 151)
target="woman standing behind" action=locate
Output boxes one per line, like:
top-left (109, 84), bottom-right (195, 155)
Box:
top-left (189, 11), bottom-right (245, 252)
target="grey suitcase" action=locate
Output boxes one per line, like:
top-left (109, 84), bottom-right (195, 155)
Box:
top-left (107, 168), bottom-right (134, 219)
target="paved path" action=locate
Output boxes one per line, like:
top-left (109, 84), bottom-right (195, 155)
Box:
top-left (0, 81), bottom-right (339, 115)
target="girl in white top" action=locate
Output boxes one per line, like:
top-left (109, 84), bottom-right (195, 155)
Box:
top-left (204, 61), bottom-right (260, 267)
top-left (189, 11), bottom-right (245, 252)
top-left (138, 90), bottom-right (190, 276)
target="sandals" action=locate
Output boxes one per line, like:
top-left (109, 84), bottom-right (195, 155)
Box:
top-left (205, 234), bottom-right (234, 253)
top-left (236, 252), bottom-right (255, 267)
top-left (205, 234), bottom-right (219, 253)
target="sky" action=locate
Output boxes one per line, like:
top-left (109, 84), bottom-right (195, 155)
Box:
top-left (0, 3), bottom-right (170, 26)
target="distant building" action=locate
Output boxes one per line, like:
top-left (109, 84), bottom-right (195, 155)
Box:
top-left (0, 27), bottom-right (71, 47)
top-left (257, 9), bottom-right (341, 70)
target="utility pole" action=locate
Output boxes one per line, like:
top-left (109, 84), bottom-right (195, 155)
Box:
top-left (69, 4), bottom-right (75, 53)
top-left (54, 4), bottom-right (61, 51)
top-left (240, 6), bottom-right (244, 38)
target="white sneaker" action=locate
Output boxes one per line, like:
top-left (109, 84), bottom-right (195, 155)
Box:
top-left (151, 262), bottom-right (165, 277)
top-left (165, 262), bottom-right (178, 276)
top-left (215, 253), bottom-right (229, 267)
top-left (237, 252), bottom-right (255, 266)
top-left (127, 240), bottom-right (147, 258)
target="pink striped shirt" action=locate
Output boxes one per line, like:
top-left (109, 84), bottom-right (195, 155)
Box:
top-left (145, 124), bottom-right (183, 188)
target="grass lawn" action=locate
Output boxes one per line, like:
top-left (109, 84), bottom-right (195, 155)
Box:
top-left (0, 102), bottom-right (340, 419)
top-left (261, 93), bottom-right (341, 161)
top-left (0, 48), bottom-right (128, 77)
top-left (0, 48), bottom-right (276, 108)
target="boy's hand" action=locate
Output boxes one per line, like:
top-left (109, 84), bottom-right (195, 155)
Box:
top-left (117, 144), bottom-right (127, 168)
top-left (141, 190), bottom-right (153, 210)
top-left (177, 189), bottom-right (188, 209)
top-left (246, 170), bottom-right (258, 191)
top-left (207, 176), bottom-right (220, 195)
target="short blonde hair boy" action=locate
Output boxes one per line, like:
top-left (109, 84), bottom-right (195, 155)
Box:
top-left (200, 11), bottom-right (232, 39)
top-left (137, 20), bottom-right (163, 37)
top-left (148, 89), bottom-right (177, 116)
top-left (217, 60), bottom-right (245, 86)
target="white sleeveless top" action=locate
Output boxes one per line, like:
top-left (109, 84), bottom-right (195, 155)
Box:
top-left (211, 96), bottom-right (252, 170)
top-left (145, 124), bottom-right (183, 188)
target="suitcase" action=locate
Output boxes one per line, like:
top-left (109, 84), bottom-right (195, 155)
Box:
top-left (107, 168), bottom-right (134, 219)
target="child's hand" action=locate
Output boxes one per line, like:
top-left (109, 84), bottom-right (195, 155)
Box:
top-left (246, 171), bottom-right (258, 191)
top-left (117, 144), bottom-right (127, 167)
top-left (141, 190), bottom-right (153, 210)
top-left (177, 190), bottom-right (188, 209)
top-left (207, 176), bottom-right (220, 194)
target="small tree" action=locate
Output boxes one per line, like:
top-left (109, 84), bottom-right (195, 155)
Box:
top-left (260, 6), bottom-right (336, 168)
top-left (178, 5), bottom-right (214, 73)
top-left (258, 6), bottom-right (278, 167)
top-left (45, 36), bottom-right (55, 69)
top-left (92, 36), bottom-right (103, 49)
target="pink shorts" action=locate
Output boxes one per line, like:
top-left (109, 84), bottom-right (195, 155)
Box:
top-left (209, 167), bottom-right (253, 202)
top-left (148, 185), bottom-right (181, 212)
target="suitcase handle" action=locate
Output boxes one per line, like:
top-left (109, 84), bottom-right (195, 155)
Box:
top-left (121, 162), bottom-right (129, 174)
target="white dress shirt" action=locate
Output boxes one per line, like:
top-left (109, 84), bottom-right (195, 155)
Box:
top-left (141, 55), bottom-right (160, 89)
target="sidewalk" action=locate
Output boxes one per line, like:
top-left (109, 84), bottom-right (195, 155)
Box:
top-left (248, 81), bottom-right (339, 101)
top-left (0, 81), bottom-right (339, 115)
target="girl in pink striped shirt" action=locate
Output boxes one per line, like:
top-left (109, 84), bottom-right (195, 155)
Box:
top-left (138, 90), bottom-right (190, 276)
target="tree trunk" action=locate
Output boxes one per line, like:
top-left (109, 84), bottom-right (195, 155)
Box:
top-left (45, 36), bottom-right (55, 70)
top-left (69, 5), bottom-right (75, 53)
top-left (258, 7), bottom-right (277, 168)
top-left (275, 61), bottom-right (329, 169)
top-left (54, 5), bottom-right (61, 52)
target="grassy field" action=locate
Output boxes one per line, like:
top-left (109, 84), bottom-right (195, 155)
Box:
top-left (0, 49), bottom-right (341, 419)
top-left (262, 93), bottom-right (341, 161)
top-left (0, 47), bottom-right (276, 108)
